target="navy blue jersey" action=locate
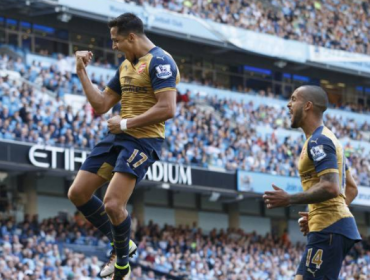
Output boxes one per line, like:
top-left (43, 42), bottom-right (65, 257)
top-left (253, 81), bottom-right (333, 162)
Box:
top-left (298, 126), bottom-right (360, 240)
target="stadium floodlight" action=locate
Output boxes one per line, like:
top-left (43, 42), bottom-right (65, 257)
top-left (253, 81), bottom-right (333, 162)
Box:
top-left (0, 172), bottom-right (8, 182)
top-left (58, 13), bottom-right (72, 23)
top-left (274, 60), bottom-right (287, 68)
top-left (161, 183), bottom-right (170, 189)
top-left (209, 192), bottom-right (220, 202)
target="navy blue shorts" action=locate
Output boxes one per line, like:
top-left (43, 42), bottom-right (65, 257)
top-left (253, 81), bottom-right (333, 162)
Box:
top-left (80, 133), bottom-right (163, 183)
top-left (296, 232), bottom-right (355, 280)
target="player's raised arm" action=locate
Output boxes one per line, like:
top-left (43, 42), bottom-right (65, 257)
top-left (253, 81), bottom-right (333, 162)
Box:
top-left (345, 167), bottom-right (358, 206)
top-left (75, 51), bottom-right (120, 115)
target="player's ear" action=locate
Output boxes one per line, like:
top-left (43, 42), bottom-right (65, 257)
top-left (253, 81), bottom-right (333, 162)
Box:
top-left (128, 33), bottom-right (136, 42)
top-left (304, 101), bottom-right (313, 111)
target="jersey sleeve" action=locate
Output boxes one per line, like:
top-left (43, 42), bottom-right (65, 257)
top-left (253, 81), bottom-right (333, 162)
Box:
top-left (106, 69), bottom-right (121, 96)
top-left (307, 135), bottom-right (339, 176)
top-left (149, 54), bottom-right (177, 94)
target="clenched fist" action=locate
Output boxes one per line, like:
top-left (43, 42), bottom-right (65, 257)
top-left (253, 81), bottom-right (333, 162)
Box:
top-left (107, 115), bottom-right (123, 134)
top-left (298, 211), bottom-right (309, 236)
top-left (75, 51), bottom-right (93, 71)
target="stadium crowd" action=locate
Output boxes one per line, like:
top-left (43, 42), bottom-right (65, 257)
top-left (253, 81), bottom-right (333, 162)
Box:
top-left (0, 54), bottom-right (369, 186)
top-left (142, 0), bottom-right (370, 55)
top-left (0, 213), bottom-right (369, 280)
top-left (3, 52), bottom-right (370, 113)
top-left (163, 97), bottom-right (370, 187)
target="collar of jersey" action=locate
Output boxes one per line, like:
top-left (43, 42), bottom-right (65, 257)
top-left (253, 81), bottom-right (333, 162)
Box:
top-left (133, 46), bottom-right (159, 66)
top-left (308, 125), bottom-right (324, 139)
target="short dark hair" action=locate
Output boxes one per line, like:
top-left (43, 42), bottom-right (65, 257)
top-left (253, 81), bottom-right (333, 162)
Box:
top-left (300, 85), bottom-right (329, 114)
top-left (108, 13), bottom-right (144, 36)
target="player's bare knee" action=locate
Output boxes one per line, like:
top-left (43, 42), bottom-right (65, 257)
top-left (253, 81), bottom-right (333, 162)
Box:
top-left (67, 187), bottom-right (80, 204)
top-left (67, 185), bottom-right (77, 202)
top-left (104, 199), bottom-right (125, 217)
top-left (294, 275), bottom-right (303, 280)
top-left (68, 183), bottom-right (90, 205)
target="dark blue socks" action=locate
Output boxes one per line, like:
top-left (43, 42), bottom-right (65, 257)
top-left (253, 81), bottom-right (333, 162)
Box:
top-left (76, 195), bottom-right (113, 242)
top-left (112, 215), bottom-right (131, 266)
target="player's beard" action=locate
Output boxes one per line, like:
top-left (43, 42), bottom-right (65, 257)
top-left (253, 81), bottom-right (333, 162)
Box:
top-left (291, 106), bottom-right (303, 128)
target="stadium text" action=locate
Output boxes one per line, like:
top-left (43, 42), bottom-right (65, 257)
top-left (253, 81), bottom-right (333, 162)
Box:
top-left (29, 145), bottom-right (88, 171)
top-left (28, 145), bottom-right (192, 185)
top-left (145, 161), bottom-right (192, 185)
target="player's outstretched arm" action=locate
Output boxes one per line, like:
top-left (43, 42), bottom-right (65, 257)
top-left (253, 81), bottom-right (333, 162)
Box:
top-left (289, 172), bottom-right (340, 205)
top-left (75, 51), bottom-right (120, 114)
top-left (263, 173), bottom-right (340, 208)
top-left (345, 169), bottom-right (358, 206)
